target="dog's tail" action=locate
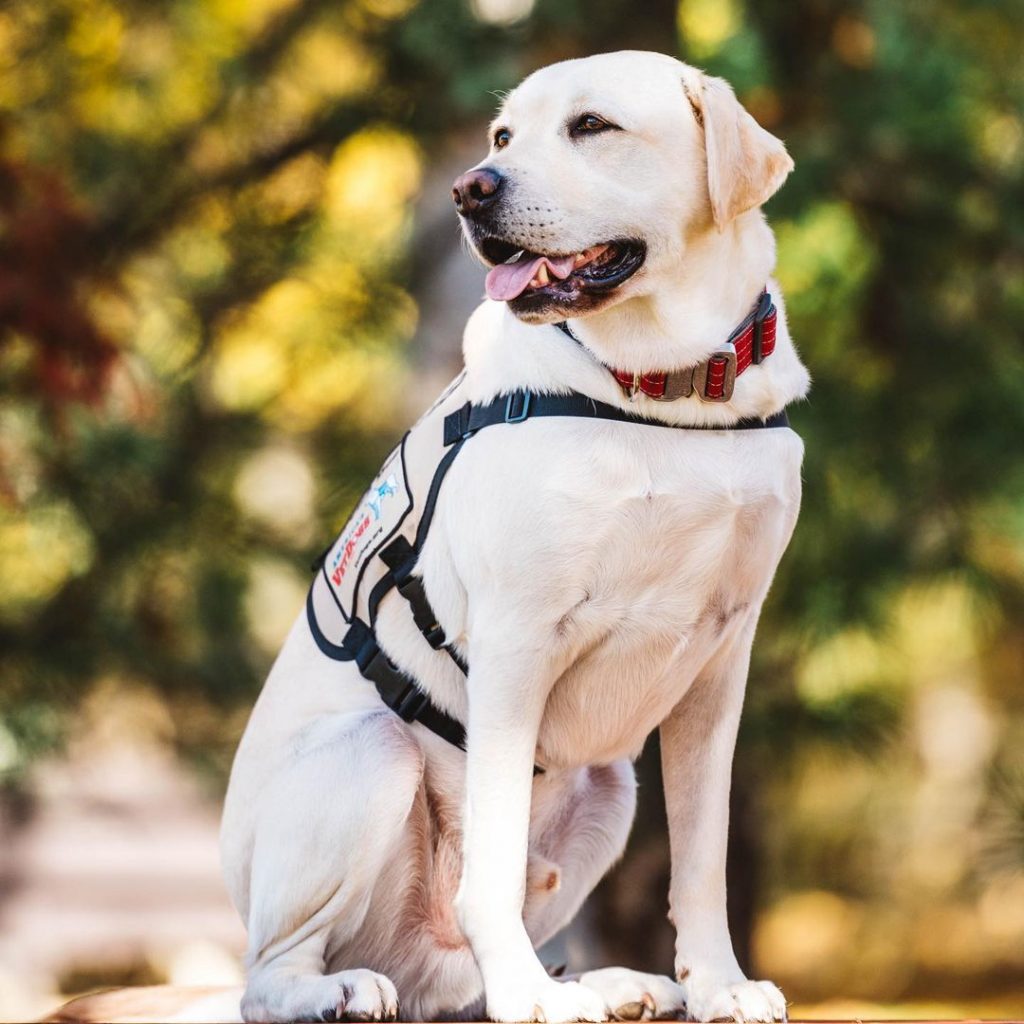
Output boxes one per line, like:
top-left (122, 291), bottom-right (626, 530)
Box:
top-left (41, 984), bottom-right (244, 1023)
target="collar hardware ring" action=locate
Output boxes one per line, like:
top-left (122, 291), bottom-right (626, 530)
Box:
top-left (693, 342), bottom-right (738, 402)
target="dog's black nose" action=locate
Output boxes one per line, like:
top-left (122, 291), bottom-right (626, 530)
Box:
top-left (452, 167), bottom-right (503, 216)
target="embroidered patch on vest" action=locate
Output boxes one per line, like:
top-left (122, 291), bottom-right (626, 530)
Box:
top-left (323, 438), bottom-right (413, 622)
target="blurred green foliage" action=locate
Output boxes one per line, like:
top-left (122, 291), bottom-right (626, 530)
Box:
top-left (1, 0), bottom-right (1023, 1009)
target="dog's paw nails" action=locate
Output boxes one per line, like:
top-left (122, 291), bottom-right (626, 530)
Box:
top-left (579, 968), bottom-right (684, 1022)
top-left (684, 977), bottom-right (785, 1022)
top-left (330, 969), bottom-right (399, 1023)
top-left (489, 977), bottom-right (605, 1022)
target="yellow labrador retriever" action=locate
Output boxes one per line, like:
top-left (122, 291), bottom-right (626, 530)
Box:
top-left (49, 50), bottom-right (808, 1024)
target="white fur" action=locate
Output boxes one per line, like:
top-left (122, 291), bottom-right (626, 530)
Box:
top-left (217, 50), bottom-right (809, 1024)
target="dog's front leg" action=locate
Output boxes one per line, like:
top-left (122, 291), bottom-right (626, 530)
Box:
top-left (661, 621), bottom-right (787, 1023)
top-left (455, 629), bottom-right (607, 1024)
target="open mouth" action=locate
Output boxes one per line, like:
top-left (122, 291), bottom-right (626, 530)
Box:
top-left (479, 237), bottom-right (646, 307)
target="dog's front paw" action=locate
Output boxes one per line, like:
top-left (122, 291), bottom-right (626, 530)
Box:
top-left (578, 967), bottom-right (686, 1020)
top-left (487, 976), bottom-right (608, 1022)
top-left (328, 969), bottom-right (400, 1023)
top-left (680, 973), bottom-right (786, 1023)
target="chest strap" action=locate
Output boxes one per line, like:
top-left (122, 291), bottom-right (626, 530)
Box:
top-left (337, 614), bottom-right (468, 748)
top-left (443, 389), bottom-right (788, 446)
top-left (316, 388), bottom-right (791, 756)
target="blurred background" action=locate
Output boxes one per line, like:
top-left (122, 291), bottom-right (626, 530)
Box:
top-left (1, 0), bottom-right (1023, 1019)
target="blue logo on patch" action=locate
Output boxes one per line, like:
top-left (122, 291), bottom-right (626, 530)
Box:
top-left (367, 475), bottom-right (399, 521)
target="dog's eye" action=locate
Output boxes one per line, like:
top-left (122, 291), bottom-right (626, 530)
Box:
top-left (570, 113), bottom-right (615, 137)
top-left (493, 128), bottom-right (511, 149)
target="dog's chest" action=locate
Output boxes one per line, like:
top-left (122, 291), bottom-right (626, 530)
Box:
top-left (440, 421), bottom-right (804, 764)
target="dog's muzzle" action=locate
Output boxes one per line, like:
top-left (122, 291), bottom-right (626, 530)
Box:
top-left (452, 167), bottom-right (504, 219)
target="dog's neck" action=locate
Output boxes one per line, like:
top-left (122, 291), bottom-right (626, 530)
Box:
top-left (463, 209), bottom-right (809, 426)
top-left (564, 211), bottom-right (776, 373)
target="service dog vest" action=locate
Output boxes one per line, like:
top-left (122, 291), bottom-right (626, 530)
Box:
top-left (307, 376), bottom-right (792, 752)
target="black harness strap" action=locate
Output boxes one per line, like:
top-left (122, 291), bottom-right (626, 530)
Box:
top-left (443, 390), bottom-right (789, 446)
top-left (378, 534), bottom-right (469, 673)
top-left (341, 617), bottom-right (467, 749)
top-left (322, 386), bottom-right (791, 756)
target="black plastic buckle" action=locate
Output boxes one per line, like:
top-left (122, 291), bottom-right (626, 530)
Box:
top-left (751, 290), bottom-right (774, 365)
top-left (423, 624), bottom-right (447, 648)
top-left (504, 391), bottom-right (532, 423)
top-left (393, 680), bottom-right (430, 722)
top-left (363, 647), bottom-right (426, 720)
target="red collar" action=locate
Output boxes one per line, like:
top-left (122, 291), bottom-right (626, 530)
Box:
top-left (604, 290), bottom-right (777, 403)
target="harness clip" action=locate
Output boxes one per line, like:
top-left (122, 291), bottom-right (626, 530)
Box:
top-left (504, 391), bottom-right (532, 423)
top-left (423, 624), bottom-right (447, 648)
top-left (393, 681), bottom-right (431, 722)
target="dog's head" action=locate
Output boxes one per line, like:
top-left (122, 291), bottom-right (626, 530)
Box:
top-left (453, 51), bottom-right (793, 324)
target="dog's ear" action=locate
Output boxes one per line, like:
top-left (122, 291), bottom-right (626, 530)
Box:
top-left (685, 74), bottom-right (794, 230)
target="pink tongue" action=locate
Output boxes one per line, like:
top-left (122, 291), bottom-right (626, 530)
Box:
top-left (485, 253), bottom-right (576, 302)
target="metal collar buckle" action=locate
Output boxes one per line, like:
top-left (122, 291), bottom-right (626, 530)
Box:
top-left (693, 342), bottom-right (738, 403)
top-left (655, 367), bottom-right (694, 401)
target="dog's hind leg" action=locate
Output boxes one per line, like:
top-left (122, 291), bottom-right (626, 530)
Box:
top-left (524, 761), bottom-right (637, 949)
top-left (524, 763), bottom-right (687, 1022)
top-left (237, 711), bottom-right (424, 1024)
